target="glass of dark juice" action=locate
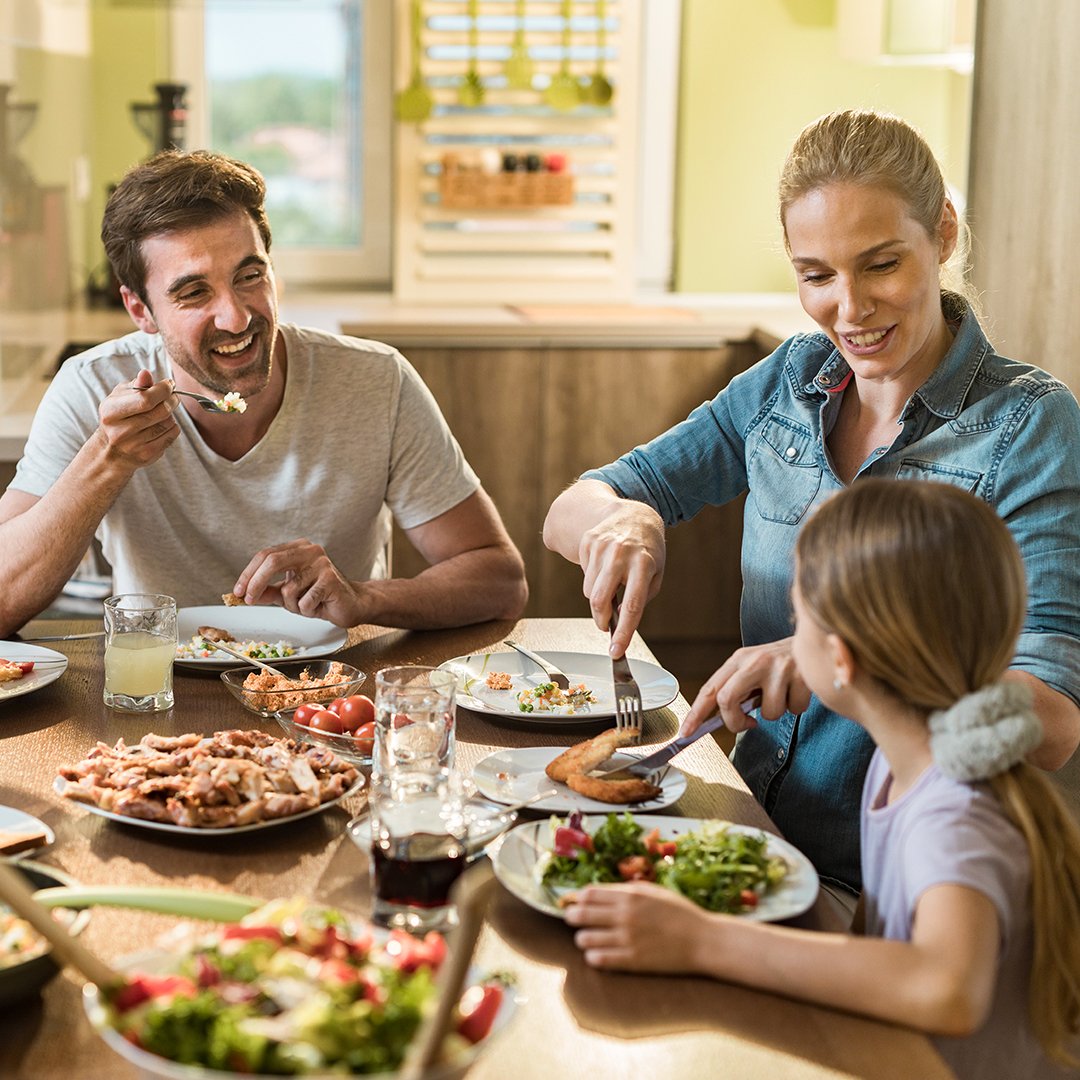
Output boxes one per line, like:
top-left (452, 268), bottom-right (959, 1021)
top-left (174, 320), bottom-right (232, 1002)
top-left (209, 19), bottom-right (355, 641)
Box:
top-left (369, 769), bottom-right (469, 932)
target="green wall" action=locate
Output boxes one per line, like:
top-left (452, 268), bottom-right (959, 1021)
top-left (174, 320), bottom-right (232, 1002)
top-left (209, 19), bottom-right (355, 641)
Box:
top-left (675, 0), bottom-right (972, 293)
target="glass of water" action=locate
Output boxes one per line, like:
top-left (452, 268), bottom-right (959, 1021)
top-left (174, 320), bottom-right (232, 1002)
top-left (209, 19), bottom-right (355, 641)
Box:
top-left (373, 665), bottom-right (456, 779)
top-left (103, 593), bottom-right (177, 712)
top-left (368, 768), bottom-right (468, 932)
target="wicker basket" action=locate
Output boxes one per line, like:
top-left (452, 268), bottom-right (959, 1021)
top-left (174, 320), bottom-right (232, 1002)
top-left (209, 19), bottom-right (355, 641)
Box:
top-left (439, 170), bottom-right (574, 209)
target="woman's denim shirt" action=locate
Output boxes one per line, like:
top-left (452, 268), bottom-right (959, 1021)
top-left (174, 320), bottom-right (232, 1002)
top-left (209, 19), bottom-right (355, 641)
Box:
top-left (584, 295), bottom-right (1080, 894)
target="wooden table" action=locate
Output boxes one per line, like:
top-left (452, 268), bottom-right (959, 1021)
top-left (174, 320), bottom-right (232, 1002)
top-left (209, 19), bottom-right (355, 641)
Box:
top-left (0, 618), bottom-right (951, 1079)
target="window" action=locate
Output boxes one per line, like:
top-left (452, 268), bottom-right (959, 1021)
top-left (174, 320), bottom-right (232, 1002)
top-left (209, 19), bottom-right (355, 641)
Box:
top-left (171, 0), bottom-right (391, 285)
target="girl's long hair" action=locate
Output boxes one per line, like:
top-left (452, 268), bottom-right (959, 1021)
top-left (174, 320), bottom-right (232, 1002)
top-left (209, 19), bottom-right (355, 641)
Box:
top-left (796, 479), bottom-right (1080, 1066)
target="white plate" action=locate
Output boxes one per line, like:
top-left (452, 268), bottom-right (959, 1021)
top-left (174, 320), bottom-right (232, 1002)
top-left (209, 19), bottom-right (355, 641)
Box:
top-left (440, 651), bottom-right (679, 724)
top-left (0, 805), bottom-right (55, 855)
top-left (0, 644), bottom-right (68, 704)
top-left (175, 606), bottom-right (347, 669)
top-left (473, 746), bottom-right (687, 814)
top-left (493, 815), bottom-right (820, 922)
top-left (54, 775), bottom-right (364, 836)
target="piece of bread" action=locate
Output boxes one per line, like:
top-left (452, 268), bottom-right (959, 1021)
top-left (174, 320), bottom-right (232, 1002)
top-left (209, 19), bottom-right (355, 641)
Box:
top-left (545, 726), bottom-right (641, 783)
top-left (222, 592), bottom-right (244, 607)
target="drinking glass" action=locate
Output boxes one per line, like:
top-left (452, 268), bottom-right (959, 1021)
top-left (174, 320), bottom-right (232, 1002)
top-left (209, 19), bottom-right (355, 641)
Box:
top-left (103, 593), bottom-right (177, 712)
top-left (368, 768), bottom-right (469, 932)
top-left (373, 665), bottom-right (456, 778)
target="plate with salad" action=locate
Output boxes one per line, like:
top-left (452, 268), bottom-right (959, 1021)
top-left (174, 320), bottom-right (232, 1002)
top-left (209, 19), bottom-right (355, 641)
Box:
top-left (84, 898), bottom-right (517, 1079)
top-left (438, 651), bottom-right (679, 725)
top-left (175, 606), bottom-right (347, 669)
top-left (493, 812), bottom-right (819, 922)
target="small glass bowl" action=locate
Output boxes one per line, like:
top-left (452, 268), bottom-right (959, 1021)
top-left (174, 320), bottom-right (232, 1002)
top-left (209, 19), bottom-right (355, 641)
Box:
top-left (275, 708), bottom-right (373, 768)
top-left (219, 660), bottom-right (366, 719)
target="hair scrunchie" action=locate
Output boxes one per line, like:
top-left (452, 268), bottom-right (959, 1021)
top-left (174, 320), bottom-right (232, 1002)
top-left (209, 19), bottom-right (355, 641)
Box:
top-left (928, 682), bottom-right (1042, 782)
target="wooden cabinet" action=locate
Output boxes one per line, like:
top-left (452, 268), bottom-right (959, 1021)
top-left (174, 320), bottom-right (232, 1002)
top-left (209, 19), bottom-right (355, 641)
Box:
top-left (384, 340), bottom-right (762, 646)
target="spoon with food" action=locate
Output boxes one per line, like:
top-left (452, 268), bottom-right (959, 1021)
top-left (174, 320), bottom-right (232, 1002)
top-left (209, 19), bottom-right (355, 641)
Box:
top-left (134, 386), bottom-right (247, 414)
top-left (196, 626), bottom-right (293, 680)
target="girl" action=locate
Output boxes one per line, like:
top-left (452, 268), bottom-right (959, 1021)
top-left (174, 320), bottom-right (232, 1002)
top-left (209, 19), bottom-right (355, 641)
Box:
top-left (565, 479), bottom-right (1080, 1078)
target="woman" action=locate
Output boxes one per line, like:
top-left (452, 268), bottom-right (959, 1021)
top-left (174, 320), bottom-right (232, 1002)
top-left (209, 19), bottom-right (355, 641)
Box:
top-left (565, 480), bottom-right (1080, 1078)
top-left (542, 110), bottom-right (1080, 901)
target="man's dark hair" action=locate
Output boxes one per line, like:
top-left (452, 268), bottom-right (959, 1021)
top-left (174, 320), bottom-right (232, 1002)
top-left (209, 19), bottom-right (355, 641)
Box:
top-left (101, 149), bottom-right (272, 301)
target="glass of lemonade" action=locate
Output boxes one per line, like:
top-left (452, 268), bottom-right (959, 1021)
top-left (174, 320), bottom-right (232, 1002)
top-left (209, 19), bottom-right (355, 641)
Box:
top-left (103, 594), bottom-right (177, 712)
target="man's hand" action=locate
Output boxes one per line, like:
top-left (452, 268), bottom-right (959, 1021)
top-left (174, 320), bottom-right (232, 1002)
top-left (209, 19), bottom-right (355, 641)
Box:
top-left (681, 637), bottom-right (811, 736)
top-left (95, 371), bottom-right (181, 473)
top-left (233, 539), bottom-right (361, 627)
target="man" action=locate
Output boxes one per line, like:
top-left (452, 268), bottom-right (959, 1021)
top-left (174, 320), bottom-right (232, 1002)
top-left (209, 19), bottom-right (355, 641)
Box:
top-left (0, 150), bottom-right (527, 636)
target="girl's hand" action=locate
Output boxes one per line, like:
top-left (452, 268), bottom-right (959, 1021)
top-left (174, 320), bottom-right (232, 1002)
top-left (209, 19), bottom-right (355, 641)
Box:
top-left (680, 637), bottom-right (812, 736)
top-left (564, 882), bottom-right (713, 974)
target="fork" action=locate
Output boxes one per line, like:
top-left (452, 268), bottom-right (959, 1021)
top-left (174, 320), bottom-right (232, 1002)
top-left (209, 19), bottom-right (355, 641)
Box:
top-left (133, 385), bottom-right (243, 414)
top-left (610, 596), bottom-right (643, 743)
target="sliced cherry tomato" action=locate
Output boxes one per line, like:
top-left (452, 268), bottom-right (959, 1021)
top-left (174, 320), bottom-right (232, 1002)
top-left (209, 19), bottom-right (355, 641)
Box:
top-left (643, 828), bottom-right (678, 858)
top-left (309, 710), bottom-right (347, 736)
top-left (221, 924), bottom-right (284, 945)
top-left (327, 697), bottom-right (347, 717)
top-left (456, 982), bottom-right (505, 1043)
top-left (113, 973), bottom-right (198, 1013)
top-left (739, 889), bottom-right (759, 909)
top-left (17, 661), bottom-right (34, 674)
top-left (353, 720), bottom-right (376, 756)
top-left (384, 929), bottom-right (447, 972)
top-left (617, 855), bottom-right (655, 881)
top-left (338, 695), bottom-right (375, 733)
top-left (294, 702), bottom-right (331, 727)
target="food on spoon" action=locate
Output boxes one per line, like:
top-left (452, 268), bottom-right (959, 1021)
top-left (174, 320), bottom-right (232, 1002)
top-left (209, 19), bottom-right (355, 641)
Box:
top-left (92, 898), bottom-right (512, 1075)
top-left (56, 729), bottom-right (359, 829)
top-left (0, 659), bottom-right (35, 683)
top-left (221, 591), bottom-right (244, 607)
top-left (545, 726), bottom-right (641, 783)
top-left (517, 680), bottom-right (597, 714)
top-left (195, 624), bottom-right (234, 643)
top-left (540, 811), bottom-right (789, 914)
top-left (214, 391), bottom-right (247, 413)
top-left (485, 671), bottom-right (513, 690)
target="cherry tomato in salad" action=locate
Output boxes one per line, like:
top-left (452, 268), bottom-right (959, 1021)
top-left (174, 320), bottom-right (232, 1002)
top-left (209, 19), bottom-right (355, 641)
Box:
top-left (617, 855), bottom-right (656, 881)
top-left (643, 828), bottom-right (678, 859)
top-left (353, 720), bottom-right (376, 757)
top-left (456, 982), bottom-right (505, 1044)
top-left (337, 695), bottom-right (375, 733)
top-left (739, 889), bottom-right (759, 909)
top-left (384, 929), bottom-right (447, 972)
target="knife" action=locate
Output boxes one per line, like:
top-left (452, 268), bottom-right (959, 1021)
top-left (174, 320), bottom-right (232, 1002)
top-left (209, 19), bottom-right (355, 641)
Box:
top-left (596, 694), bottom-right (762, 779)
top-left (503, 640), bottom-right (571, 690)
top-left (7, 631), bottom-right (105, 643)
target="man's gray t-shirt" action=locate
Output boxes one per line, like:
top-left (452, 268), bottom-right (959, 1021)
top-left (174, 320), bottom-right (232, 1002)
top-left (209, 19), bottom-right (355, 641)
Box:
top-left (12, 324), bottom-right (479, 606)
top-left (861, 750), bottom-right (1070, 1079)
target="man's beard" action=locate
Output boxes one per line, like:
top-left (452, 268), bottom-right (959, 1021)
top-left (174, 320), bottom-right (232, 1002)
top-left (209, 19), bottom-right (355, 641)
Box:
top-left (163, 315), bottom-right (277, 399)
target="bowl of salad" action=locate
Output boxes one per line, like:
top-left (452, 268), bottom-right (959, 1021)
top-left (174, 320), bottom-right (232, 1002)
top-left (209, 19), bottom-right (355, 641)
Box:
top-left (220, 661), bottom-right (366, 720)
top-left (84, 898), bottom-right (517, 1079)
top-left (1, 860), bottom-right (90, 1007)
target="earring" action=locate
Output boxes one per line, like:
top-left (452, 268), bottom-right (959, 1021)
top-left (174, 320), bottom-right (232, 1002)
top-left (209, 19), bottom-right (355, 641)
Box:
top-left (833, 678), bottom-right (846, 691)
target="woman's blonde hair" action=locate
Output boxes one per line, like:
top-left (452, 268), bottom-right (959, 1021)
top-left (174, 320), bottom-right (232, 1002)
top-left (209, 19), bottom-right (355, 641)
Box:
top-left (796, 479), bottom-right (1080, 1067)
top-left (778, 109), bottom-right (975, 306)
